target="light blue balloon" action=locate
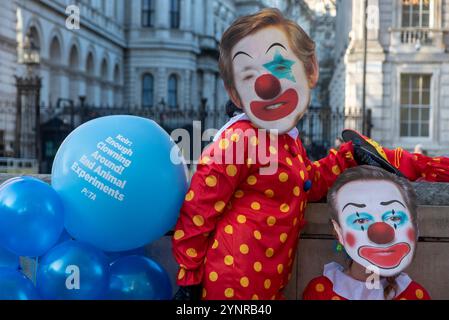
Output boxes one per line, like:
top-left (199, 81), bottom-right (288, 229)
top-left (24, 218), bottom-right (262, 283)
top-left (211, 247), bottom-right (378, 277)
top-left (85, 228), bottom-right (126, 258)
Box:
top-left (0, 267), bottom-right (40, 300)
top-left (36, 240), bottom-right (109, 300)
top-left (108, 255), bottom-right (172, 300)
top-left (51, 115), bottom-right (188, 252)
top-left (0, 176), bottom-right (64, 257)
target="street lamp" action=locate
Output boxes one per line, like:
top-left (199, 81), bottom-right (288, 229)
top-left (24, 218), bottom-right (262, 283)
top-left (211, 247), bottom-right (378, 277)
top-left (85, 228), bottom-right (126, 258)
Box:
top-left (15, 30), bottom-right (42, 172)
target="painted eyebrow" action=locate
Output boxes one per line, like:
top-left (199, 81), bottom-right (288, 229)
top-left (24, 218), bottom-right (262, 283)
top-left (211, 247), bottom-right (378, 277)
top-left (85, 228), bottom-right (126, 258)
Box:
top-left (342, 202), bottom-right (366, 212)
top-left (232, 51), bottom-right (253, 61)
top-left (265, 42), bottom-right (287, 54)
top-left (380, 200), bottom-right (406, 208)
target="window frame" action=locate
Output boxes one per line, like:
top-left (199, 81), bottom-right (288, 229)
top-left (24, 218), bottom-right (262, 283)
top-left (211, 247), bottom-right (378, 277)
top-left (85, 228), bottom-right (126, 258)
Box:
top-left (142, 73), bottom-right (155, 108)
top-left (142, 0), bottom-right (155, 28)
top-left (168, 74), bottom-right (179, 109)
top-left (170, 0), bottom-right (181, 29)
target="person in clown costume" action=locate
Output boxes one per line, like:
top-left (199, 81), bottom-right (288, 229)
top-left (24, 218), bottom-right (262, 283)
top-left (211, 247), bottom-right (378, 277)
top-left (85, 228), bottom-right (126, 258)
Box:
top-left (303, 165), bottom-right (430, 300)
top-left (172, 8), bottom-right (449, 300)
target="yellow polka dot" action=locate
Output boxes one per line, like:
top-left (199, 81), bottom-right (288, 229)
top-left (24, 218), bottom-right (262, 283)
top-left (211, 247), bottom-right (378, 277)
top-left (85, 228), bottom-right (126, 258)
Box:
top-left (230, 133), bottom-right (240, 142)
top-left (240, 277), bottom-right (249, 288)
top-left (240, 244), bottom-right (249, 254)
top-left (226, 165), bottom-right (237, 177)
top-left (234, 190), bottom-right (244, 198)
top-left (264, 279), bottom-right (271, 289)
top-left (265, 248), bottom-right (274, 258)
top-left (202, 288), bottom-right (207, 298)
top-left (186, 248), bottom-right (197, 258)
top-left (251, 202), bottom-right (261, 210)
top-left (214, 201), bottom-right (226, 213)
top-left (416, 289), bottom-right (424, 299)
top-left (313, 161), bottom-right (321, 168)
top-left (298, 155), bottom-right (304, 163)
top-left (250, 136), bottom-right (259, 146)
top-left (315, 283), bottom-right (325, 292)
top-left (277, 264), bottom-right (284, 274)
top-left (300, 201), bottom-right (305, 211)
top-left (286, 157), bottom-right (293, 166)
top-left (264, 189), bottom-right (274, 198)
top-left (279, 172), bottom-right (289, 182)
top-left (300, 170), bottom-right (305, 180)
top-left (192, 215), bottom-right (204, 227)
top-left (400, 297), bottom-right (407, 300)
top-left (212, 239), bottom-right (219, 249)
top-left (284, 144), bottom-right (289, 150)
top-left (288, 248), bottom-right (293, 258)
top-left (267, 216), bottom-right (276, 226)
top-left (293, 186), bottom-right (300, 196)
top-left (331, 296), bottom-right (341, 300)
top-left (185, 190), bottom-right (194, 201)
top-left (269, 146), bottom-right (277, 155)
top-left (224, 225), bottom-right (233, 234)
top-left (209, 271), bottom-right (218, 282)
top-left (199, 156), bottom-right (211, 165)
top-left (293, 217), bottom-right (298, 226)
top-left (253, 261), bottom-right (262, 272)
top-left (253, 230), bottom-right (262, 240)
top-left (224, 255), bottom-right (234, 266)
top-left (246, 158), bottom-right (254, 168)
top-left (251, 294), bottom-right (259, 300)
top-left (237, 215), bottom-right (246, 224)
top-left (330, 149), bottom-right (337, 155)
top-left (219, 138), bottom-right (230, 150)
top-left (224, 288), bottom-right (234, 298)
top-left (306, 165), bottom-right (312, 171)
top-left (280, 233), bottom-right (288, 243)
top-left (174, 230), bottom-right (184, 240)
top-left (332, 165), bottom-right (341, 175)
top-left (178, 268), bottom-right (185, 280)
top-left (205, 175), bottom-right (217, 187)
top-left (280, 203), bottom-right (290, 213)
top-left (247, 175), bottom-right (257, 185)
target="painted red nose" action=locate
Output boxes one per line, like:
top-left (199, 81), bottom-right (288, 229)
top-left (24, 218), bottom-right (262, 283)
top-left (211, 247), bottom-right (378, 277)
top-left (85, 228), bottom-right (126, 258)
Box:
top-left (254, 74), bottom-right (281, 100)
top-left (367, 222), bottom-right (395, 245)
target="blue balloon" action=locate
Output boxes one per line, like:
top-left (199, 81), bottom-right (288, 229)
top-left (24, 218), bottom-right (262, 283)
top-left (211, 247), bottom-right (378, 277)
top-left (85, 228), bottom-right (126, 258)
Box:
top-left (36, 240), bottom-right (109, 300)
top-left (106, 246), bottom-right (146, 263)
top-left (0, 267), bottom-right (40, 300)
top-left (108, 255), bottom-right (172, 300)
top-left (0, 244), bottom-right (19, 269)
top-left (51, 115), bottom-right (188, 251)
top-left (0, 176), bottom-right (64, 257)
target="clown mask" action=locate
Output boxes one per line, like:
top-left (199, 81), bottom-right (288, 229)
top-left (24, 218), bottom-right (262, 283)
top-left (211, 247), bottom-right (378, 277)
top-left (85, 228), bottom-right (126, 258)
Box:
top-left (332, 180), bottom-right (417, 277)
top-left (230, 26), bottom-right (317, 133)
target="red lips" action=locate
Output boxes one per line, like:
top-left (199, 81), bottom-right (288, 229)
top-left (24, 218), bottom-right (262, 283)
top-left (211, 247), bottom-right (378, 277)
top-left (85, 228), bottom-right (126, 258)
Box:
top-left (358, 242), bottom-right (411, 269)
top-left (249, 89), bottom-right (299, 121)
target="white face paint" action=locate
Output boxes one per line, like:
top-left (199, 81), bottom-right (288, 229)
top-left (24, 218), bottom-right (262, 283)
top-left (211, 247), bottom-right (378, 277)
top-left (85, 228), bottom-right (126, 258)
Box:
top-left (333, 180), bottom-right (416, 277)
top-left (231, 27), bottom-right (311, 133)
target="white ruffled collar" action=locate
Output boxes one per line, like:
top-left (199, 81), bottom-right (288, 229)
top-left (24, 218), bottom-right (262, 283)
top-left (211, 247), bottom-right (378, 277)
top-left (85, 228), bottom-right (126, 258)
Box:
top-left (213, 113), bottom-right (299, 142)
top-left (323, 262), bottom-right (412, 300)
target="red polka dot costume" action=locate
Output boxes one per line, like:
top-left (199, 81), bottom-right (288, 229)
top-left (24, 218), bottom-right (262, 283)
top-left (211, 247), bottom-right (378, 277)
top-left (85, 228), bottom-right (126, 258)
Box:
top-left (172, 117), bottom-right (449, 300)
top-left (303, 262), bottom-right (431, 300)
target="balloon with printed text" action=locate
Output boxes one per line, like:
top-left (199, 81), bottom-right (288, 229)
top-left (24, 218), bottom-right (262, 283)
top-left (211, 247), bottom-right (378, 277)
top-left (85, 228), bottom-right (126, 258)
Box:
top-left (51, 115), bottom-right (188, 251)
top-left (36, 240), bottom-right (109, 300)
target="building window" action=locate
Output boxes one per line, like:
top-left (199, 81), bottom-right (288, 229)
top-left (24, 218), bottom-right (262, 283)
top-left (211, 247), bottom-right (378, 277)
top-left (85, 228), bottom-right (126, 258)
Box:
top-left (168, 75), bottom-right (178, 108)
top-left (170, 0), bottom-right (181, 29)
top-left (142, 74), bottom-right (154, 108)
top-left (402, 0), bottom-right (430, 28)
top-left (400, 74), bottom-right (431, 137)
top-left (142, 0), bottom-right (155, 27)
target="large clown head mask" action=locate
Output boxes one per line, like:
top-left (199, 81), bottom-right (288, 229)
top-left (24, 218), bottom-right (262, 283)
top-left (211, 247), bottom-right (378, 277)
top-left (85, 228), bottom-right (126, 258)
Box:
top-left (329, 166), bottom-right (418, 278)
top-left (219, 9), bottom-right (318, 133)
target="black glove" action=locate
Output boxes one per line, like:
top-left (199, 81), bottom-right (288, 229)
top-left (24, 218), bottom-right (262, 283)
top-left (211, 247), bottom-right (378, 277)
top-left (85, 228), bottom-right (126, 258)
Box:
top-left (173, 285), bottom-right (202, 301)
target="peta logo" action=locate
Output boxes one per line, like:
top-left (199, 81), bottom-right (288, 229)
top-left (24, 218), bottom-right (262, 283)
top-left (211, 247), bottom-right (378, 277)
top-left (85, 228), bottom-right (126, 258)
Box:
top-left (65, 265), bottom-right (80, 290)
top-left (66, 5), bottom-right (80, 30)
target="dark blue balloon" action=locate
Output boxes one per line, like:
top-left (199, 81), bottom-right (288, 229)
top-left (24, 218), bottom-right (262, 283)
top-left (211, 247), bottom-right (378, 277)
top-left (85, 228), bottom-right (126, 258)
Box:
top-left (0, 267), bottom-right (40, 300)
top-left (0, 176), bottom-right (64, 257)
top-left (106, 247), bottom-right (146, 263)
top-left (37, 240), bottom-right (109, 300)
top-left (108, 255), bottom-right (172, 300)
top-left (0, 244), bottom-right (19, 269)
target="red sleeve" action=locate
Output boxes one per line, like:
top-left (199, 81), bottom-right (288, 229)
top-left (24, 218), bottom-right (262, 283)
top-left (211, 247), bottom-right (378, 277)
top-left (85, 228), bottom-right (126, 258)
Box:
top-left (301, 142), bottom-right (358, 202)
top-left (171, 122), bottom-right (253, 286)
top-left (383, 147), bottom-right (449, 182)
top-left (397, 281), bottom-right (431, 300)
top-left (302, 276), bottom-right (336, 300)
